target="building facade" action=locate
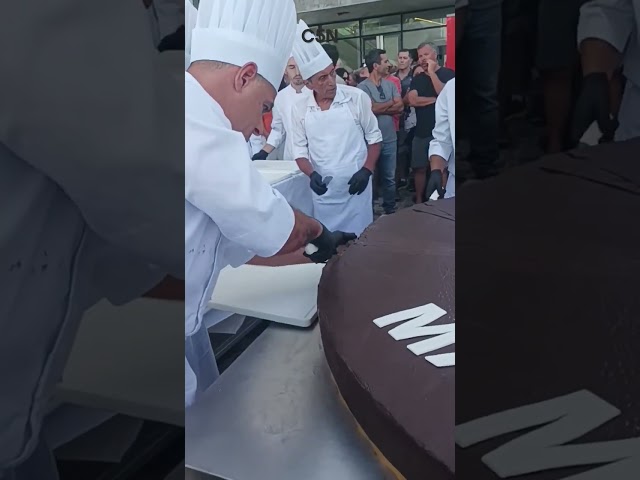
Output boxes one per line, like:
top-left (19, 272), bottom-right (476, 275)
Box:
top-left (296, 0), bottom-right (454, 71)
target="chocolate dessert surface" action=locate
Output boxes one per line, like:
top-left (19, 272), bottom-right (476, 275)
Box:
top-left (455, 139), bottom-right (640, 479)
top-left (318, 199), bottom-right (455, 480)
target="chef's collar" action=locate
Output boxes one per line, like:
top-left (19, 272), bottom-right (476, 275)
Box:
top-left (306, 85), bottom-right (350, 109)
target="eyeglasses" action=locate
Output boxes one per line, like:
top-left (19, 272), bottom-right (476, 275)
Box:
top-left (377, 85), bottom-right (386, 100)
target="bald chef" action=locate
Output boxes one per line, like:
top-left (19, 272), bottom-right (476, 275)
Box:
top-left (290, 20), bottom-right (383, 236)
top-left (252, 56), bottom-right (310, 161)
top-left (185, 0), bottom-right (356, 406)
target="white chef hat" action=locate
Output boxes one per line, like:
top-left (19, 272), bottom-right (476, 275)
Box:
top-left (185, 0), bottom-right (197, 70)
top-left (292, 20), bottom-right (333, 80)
top-left (190, 0), bottom-right (297, 90)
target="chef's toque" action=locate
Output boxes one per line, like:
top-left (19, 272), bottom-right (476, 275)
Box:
top-left (190, 0), bottom-right (297, 90)
top-left (292, 20), bottom-right (333, 80)
top-left (185, 0), bottom-right (197, 70)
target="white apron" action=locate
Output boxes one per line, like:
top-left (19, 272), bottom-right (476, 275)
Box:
top-left (305, 105), bottom-right (373, 236)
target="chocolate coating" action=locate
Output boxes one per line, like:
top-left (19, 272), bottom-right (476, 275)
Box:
top-left (319, 200), bottom-right (455, 480)
top-left (456, 139), bottom-right (640, 478)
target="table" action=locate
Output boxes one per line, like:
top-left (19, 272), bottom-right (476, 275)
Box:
top-left (185, 324), bottom-right (390, 480)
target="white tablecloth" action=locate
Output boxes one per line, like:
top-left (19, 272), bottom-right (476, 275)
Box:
top-left (271, 171), bottom-right (313, 216)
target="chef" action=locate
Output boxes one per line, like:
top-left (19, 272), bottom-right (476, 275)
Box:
top-left (428, 77), bottom-right (456, 199)
top-left (252, 56), bottom-right (310, 161)
top-left (185, 0), bottom-right (356, 407)
top-left (572, 0), bottom-right (640, 142)
top-left (290, 20), bottom-right (383, 236)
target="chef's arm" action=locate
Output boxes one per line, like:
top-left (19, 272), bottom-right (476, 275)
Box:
top-left (579, 39), bottom-right (623, 77)
top-left (407, 90), bottom-right (437, 107)
top-left (363, 142), bottom-right (382, 172)
top-left (275, 209), bottom-right (323, 255)
top-left (429, 89), bottom-right (453, 165)
top-left (360, 94), bottom-right (384, 173)
top-left (264, 104), bottom-right (285, 152)
top-left (295, 157), bottom-right (315, 176)
top-left (577, 0), bottom-right (632, 77)
top-left (290, 105), bottom-right (317, 177)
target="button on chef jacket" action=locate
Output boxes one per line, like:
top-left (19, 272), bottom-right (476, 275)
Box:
top-left (185, 73), bottom-right (295, 404)
top-left (1, 0), bottom-right (183, 472)
top-left (429, 78), bottom-right (456, 198)
top-left (578, 0), bottom-right (640, 141)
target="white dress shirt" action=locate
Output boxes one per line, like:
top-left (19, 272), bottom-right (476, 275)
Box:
top-left (290, 85), bottom-right (383, 161)
top-left (578, 0), bottom-right (640, 140)
top-left (429, 78), bottom-right (456, 198)
top-left (185, 72), bottom-right (295, 405)
top-left (266, 85), bottom-right (311, 160)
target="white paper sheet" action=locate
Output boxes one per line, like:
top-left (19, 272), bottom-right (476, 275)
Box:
top-left (209, 264), bottom-right (324, 327)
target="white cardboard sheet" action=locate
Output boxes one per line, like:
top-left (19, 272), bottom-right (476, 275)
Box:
top-left (209, 263), bottom-right (325, 327)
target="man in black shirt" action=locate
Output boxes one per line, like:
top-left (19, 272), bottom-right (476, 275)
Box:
top-left (407, 42), bottom-right (455, 203)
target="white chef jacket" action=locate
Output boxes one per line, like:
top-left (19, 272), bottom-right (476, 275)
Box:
top-left (429, 78), bottom-right (456, 198)
top-left (0, 0), bottom-right (182, 471)
top-left (185, 73), bottom-right (295, 403)
top-left (578, 0), bottom-right (640, 140)
top-left (266, 85), bottom-right (311, 160)
top-left (249, 134), bottom-right (267, 156)
top-left (290, 85), bottom-right (383, 161)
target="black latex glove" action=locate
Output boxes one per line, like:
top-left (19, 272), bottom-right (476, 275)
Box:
top-left (304, 224), bottom-right (357, 263)
top-left (348, 167), bottom-right (372, 195)
top-left (571, 72), bottom-right (618, 145)
top-left (251, 149), bottom-right (269, 161)
top-left (310, 171), bottom-right (328, 196)
top-left (425, 169), bottom-right (446, 200)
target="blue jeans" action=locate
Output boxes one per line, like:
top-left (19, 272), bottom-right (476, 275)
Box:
top-left (377, 141), bottom-right (397, 212)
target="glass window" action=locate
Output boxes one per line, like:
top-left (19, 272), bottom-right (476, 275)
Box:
top-left (402, 9), bottom-right (451, 31)
top-left (361, 34), bottom-right (401, 66)
top-left (334, 38), bottom-right (361, 72)
top-left (362, 15), bottom-right (402, 36)
top-left (402, 27), bottom-right (447, 50)
top-left (310, 20), bottom-right (360, 39)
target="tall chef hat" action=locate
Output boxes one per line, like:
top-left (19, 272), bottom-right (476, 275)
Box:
top-left (292, 20), bottom-right (332, 80)
top-left (190, 0), bottom-right (297, 90)
top-left (185, 0), bottom-right (197, 70)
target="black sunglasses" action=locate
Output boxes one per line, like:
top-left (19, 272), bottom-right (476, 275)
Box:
top-left (376, 85), bottom-right (386, 100)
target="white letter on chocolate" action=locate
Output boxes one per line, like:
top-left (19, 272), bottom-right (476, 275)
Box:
top-left (456, 390), bottom-right (640, 478)
top-left (373, 304), bottom-right (455, 367)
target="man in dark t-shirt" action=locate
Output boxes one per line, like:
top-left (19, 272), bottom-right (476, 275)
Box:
top-left (407, 42), bottom-right (455, 203)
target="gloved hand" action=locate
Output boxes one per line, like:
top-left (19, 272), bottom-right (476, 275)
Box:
top-left (310, 171), bottom-right (328, 196)
top-left (425, 169), bottom-right (446, 200)
top-left (304, 224), bottom-right (357, 263)
top-left (571, 72), bottom-right (618, 145)
top-left (252, 149), bottom-right (269, 161)
top-left (348, 167), bottom-right (372, 195)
